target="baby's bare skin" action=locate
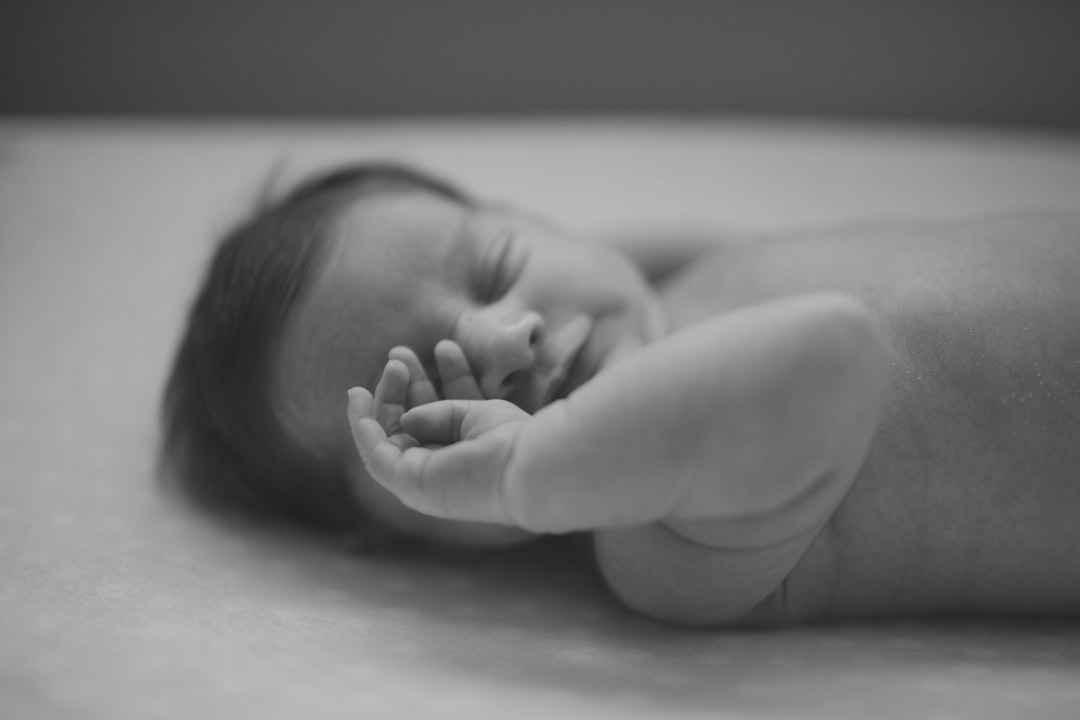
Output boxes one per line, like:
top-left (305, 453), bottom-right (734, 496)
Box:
top-left (335, 195), bottom-right (1080, 627)
top-left (627, 212), bottom-right (1080, 623)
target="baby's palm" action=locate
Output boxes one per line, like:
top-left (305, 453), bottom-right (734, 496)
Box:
top-left (348, 343), bottom-right (531, 526)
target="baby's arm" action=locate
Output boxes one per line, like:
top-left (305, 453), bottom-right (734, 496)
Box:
top-left (350, 292), bottom-right (889, 543)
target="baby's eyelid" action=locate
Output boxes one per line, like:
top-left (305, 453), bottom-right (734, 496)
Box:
top-left (481, 230), bottom-right (519, 301)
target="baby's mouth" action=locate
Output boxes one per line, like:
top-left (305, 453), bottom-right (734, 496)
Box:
top-left (536, 315), bottom-right (593, 408)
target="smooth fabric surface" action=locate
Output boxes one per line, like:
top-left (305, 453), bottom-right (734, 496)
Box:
top-left (2, 118), bottom-right (1079, 719)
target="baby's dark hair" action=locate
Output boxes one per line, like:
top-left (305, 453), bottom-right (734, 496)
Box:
top-left (162, 162), bottom-right (471, 539)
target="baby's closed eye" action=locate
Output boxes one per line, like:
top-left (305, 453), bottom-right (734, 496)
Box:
top-left (476, 230), bottom-right (528, 303)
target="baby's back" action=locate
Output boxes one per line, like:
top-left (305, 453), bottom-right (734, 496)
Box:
top-left (616, 213), bottom-right (1080, 623)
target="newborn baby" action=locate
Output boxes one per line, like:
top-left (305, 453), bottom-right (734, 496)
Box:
top-left (165, 162), bottom-right (1080, 627)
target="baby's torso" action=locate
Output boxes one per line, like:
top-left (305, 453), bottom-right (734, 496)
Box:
top-left (637, 216), bottom-right (1080, 623)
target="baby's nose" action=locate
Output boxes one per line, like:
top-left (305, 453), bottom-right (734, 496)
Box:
top-left (458, 310), bottom-right (544, 399)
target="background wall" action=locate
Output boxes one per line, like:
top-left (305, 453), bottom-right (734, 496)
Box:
top-left (4, 0), bottom-right (1079, 129)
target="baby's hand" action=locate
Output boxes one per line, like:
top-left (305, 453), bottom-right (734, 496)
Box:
top-left (347, 341), bottom-right (532, 526)
top-left (387, 340), bottom-right (486, 407)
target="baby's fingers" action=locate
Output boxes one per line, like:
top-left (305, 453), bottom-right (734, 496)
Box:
top-left (349, 388), bottom-right (419, 468)
top-left (400, 399), bottom-right (474, 445)
top-left (402, 398), bottom-right (530, 444)
top-left (435, 339), bottom-right (483, 400)
top-left (350, 389), bottom-right (525, 527)
top-left (347, 399), bottom-right (443, 514)
top-left (350, 414), bottom-right (404, 482)
top-left (388, 346), bottom-right (439, 408)
top-left (372, 358), bottom-right (409, 432)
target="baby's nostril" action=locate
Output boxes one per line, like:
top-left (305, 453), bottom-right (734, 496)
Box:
top-left (502, 370), bottom-right (521, 394)
top-left (529, 325), bottom-right (542, 347)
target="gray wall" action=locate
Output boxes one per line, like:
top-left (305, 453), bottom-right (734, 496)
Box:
top-left (5, 0), bottom-right (1079, 129)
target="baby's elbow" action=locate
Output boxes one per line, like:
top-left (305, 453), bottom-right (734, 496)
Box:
top-left (802, 295), bottom-right (892, 478)
top-left (815, 294), bottom-right (890, 392)
top-left (798, 294), bottom-right (891, 434)
top-left (592, 526), bottom-right (787, 628)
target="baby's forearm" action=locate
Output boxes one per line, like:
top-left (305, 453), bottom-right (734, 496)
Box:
top-left (502, 293), bottom-right (890, 536)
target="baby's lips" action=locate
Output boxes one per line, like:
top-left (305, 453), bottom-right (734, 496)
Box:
top-left (534, 315), bottom-right (594, 407)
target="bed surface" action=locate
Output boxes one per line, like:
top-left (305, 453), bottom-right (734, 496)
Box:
top-left (2, 118), bottom-right (1079, 719)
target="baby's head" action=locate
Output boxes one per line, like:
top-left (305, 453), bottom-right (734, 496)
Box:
top-left (165, 162), bottom-right (664, 550)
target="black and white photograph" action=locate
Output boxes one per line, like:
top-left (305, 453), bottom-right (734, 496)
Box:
top-left (2, 2), bottom-right (1079, 718)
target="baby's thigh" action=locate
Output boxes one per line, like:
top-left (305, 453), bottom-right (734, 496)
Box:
top-left (592, 521), bottom-right (834, 627)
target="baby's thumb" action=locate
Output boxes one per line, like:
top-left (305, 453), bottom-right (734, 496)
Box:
top-left (346, 387), bottom-right (394, 476)
top-left (347, 387), bottom-right (374, 426)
